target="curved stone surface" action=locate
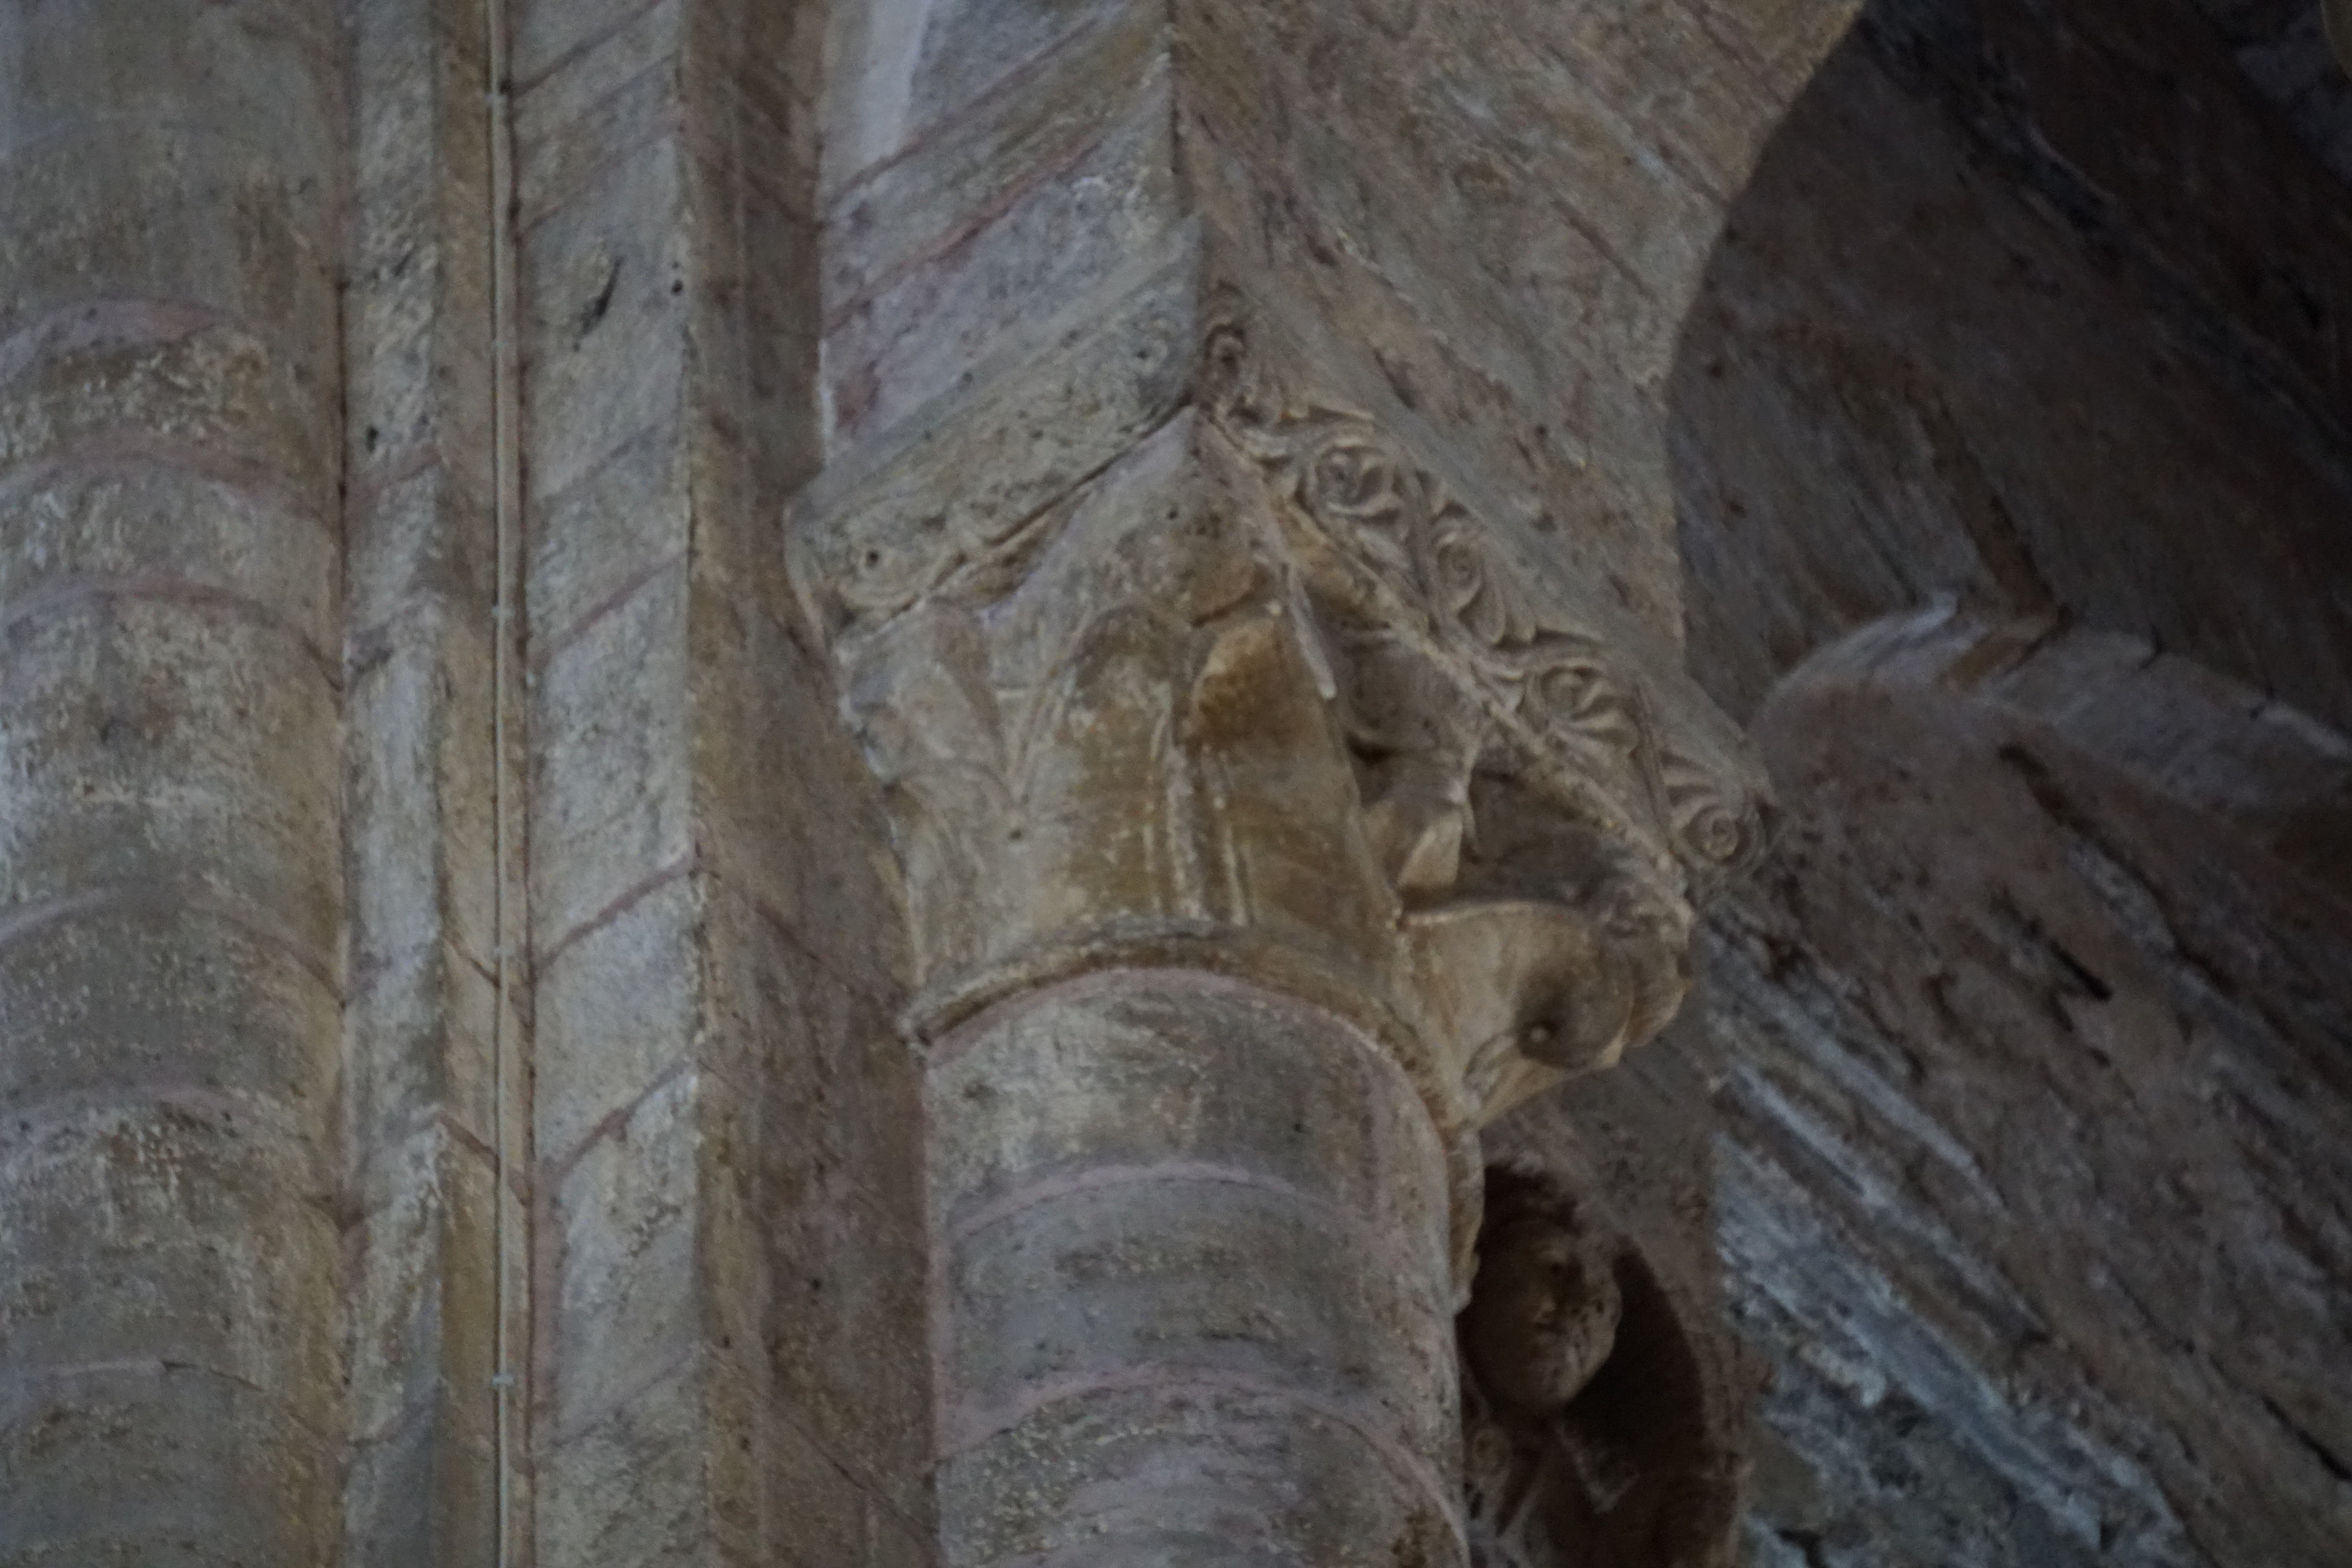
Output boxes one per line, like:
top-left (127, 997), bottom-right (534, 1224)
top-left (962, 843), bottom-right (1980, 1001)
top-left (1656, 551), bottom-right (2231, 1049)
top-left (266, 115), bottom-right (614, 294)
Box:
top-left (0, 1), bottom-right (348, 1558)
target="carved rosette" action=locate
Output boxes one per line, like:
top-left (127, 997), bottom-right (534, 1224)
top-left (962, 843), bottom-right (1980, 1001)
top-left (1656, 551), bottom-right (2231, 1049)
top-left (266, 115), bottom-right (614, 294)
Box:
top-left (786, 282), bottom-right (1771, 1263)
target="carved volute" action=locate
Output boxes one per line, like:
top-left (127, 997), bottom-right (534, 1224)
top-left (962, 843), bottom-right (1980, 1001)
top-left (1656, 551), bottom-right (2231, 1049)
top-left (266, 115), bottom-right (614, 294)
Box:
top-left (786, 279), bottom-right (1771, 1279)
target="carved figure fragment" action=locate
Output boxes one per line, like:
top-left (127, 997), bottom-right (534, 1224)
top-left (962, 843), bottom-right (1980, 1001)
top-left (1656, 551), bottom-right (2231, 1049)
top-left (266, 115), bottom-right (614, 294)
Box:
top-left (1460, 1170), bottom-right (1739, 1568)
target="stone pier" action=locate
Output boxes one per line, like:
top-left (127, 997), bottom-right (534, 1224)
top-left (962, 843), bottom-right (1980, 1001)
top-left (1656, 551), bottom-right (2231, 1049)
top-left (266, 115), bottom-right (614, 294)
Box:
top-left (0, 0), bottom-right (1895, 1560)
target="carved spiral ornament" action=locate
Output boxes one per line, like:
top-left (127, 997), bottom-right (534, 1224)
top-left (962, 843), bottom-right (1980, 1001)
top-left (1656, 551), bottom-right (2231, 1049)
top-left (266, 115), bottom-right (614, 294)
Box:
top-left (1304, 433), bottom-right (1415, 536)
top-left (1200, 297), bottom-right (1769, 903)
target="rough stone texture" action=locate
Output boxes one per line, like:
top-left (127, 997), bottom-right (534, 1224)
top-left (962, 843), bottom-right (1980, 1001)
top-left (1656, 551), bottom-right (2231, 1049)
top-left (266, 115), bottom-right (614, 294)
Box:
top-left (1673, 0), bottom-right (2352, 731)
top-left (0, 1), bottom-right (349, 1560)
top-left (820, 0), bottom-right (1869, 653)
top-left (1663, 9), bottom-right (2352, 1556)
top-left (930, 975), bottom-right (1459, 1568)
top-left (1713, 627), bottom-right (2352, 1567)
top-left (790, 6), bottom-right (1858, 1560)
top-left (2191, 0), bottom-right (2352, 186)
top-left (339, 4), bottom-right (526, 1561)
top-left (8, 1), bottom-right (2351, 1564)
top-left (510, 3), bottom-right (930, 1564)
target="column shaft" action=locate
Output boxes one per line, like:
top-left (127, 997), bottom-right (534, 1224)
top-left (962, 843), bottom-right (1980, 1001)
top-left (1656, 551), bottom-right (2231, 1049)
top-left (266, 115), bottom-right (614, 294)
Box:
top-left (0, 2), bottom-right (346, 1560)
top-left (929, 972), bottom-right (1464, 1568)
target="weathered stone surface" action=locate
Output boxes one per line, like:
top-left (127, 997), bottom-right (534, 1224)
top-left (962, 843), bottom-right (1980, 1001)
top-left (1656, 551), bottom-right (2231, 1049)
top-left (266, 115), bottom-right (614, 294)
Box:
top-left (789, 10), bottom-right (1823, 1555)
top-left (0, 901), bottom-right (336, 1114)
top-left (13, 1), bottom-right (2352, 1563)
top-left (938, 1380), bottom-right (1461, 1568)
top-left (1698, 611), bottom-right (2352, 1567)
top-left (0, 0), bottom-right (349, 1553)
top-left (1672, 1), bottom-right (2352, 733)
top-left (511, 3), bottom-right (927, 1561)
top-left (0, 1366), bottom-right (338, 1567)
top-left (339, 8), bottom-right (525, 1554)
top-left (0, 1100), bottom-right (338, 1405)
top-left (823, 61), bottom-right (1182, 450)
top-left (0, 465), bottom-right (338, 653)
top-left (945, 1176), bottom-right (1459, 1448)
top-left (924, 974), bottom-right (1459, 1566)
top-left (926, 978), bottom-right (1408, 1229)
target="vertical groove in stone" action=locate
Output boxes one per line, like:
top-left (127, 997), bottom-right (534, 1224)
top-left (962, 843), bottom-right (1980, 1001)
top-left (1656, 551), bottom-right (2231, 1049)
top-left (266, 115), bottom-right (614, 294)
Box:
top-left (928, 973), bottom-right (1464, 1568)
top-left (516, 2), bottom-right (930, 1563)
top-left (0, 2), bottom-right (348, 1563)
top-left (339, 1), bottom-right (528, 1563)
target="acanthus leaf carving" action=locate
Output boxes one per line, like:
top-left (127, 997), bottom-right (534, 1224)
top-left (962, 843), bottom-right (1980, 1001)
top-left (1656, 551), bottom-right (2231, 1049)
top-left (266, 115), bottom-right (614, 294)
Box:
top-left (1197, 287), bottom-right (1770, 1125)
top-left (1200, 292), bottom-right (1769, 917)
top-left (791, 287), bottom-right (1771, 1142)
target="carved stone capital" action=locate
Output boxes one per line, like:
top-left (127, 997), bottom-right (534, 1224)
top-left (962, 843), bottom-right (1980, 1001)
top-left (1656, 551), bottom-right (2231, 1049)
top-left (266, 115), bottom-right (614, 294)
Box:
top-left (786, 281), bottom-right (1769, 1259)
top-left (1197, 289), bottom-right (1769, 1125)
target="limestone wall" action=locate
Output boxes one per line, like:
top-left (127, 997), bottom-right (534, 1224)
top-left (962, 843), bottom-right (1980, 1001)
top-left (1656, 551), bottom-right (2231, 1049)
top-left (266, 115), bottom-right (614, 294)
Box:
top-left (1717, 630), bottom-right (2352, 1567)
top-left (1672, 0), bottom-right (2352, 729)
top-left (2, 1), bottom-right (2346, 1563)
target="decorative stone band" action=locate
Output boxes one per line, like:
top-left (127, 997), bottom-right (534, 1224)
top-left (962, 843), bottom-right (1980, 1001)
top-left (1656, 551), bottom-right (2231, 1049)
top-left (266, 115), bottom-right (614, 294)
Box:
top-left (785, 282), bottom-right (1770, 1279)
top-left (1198, 295), bottom-right (1768, 908)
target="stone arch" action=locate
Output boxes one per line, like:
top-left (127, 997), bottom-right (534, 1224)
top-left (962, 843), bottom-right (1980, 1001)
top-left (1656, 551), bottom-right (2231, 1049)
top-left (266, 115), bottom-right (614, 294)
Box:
top-left (1777, 602), bottom-right (2352, 899)
top-left (1664, 0), bottom-right (2352, 730)
top-left (1708, 604), bottom-right (2352, 1564)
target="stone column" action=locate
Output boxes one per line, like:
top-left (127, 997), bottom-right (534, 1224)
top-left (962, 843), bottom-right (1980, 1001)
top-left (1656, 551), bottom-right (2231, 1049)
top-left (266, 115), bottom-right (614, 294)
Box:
top-left (931, 974), bottom-right (1458, 1564)
top-left (0, 1), bottom-right (347, 1561)
top-left (793, 4), bottom-right (1871, 1557)
top-left (790, 298), bottom-right (1768, 1564)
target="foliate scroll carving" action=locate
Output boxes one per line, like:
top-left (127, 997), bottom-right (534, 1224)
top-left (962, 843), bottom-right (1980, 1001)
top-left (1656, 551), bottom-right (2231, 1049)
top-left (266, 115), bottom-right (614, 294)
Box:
top-left (1199, 292), bottom-right (1770, 1123)
top-left (1201, 297), bottom-right (1767, 905)
top-left (786, 286), bottom-right (1770, 1134)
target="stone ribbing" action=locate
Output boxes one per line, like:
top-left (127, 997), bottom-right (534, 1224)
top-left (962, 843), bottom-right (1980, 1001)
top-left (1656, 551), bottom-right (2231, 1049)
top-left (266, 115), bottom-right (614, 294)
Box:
top-left (338, 1), bottom-right (529, 1560)
top-left (0, 1), bottom-right (348, 1562)
top-left (928, 973), bottom-right (1461, 1568)
top-left (511, 2), bottom-right (934, 1564)
top-left (1722, 614), bottom-right (2352, 1567)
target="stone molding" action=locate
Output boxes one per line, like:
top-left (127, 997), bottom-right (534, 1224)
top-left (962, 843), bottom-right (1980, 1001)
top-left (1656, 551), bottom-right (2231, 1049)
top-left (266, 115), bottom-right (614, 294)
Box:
top-left (1200, 293), bottom-right (1768, 901)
